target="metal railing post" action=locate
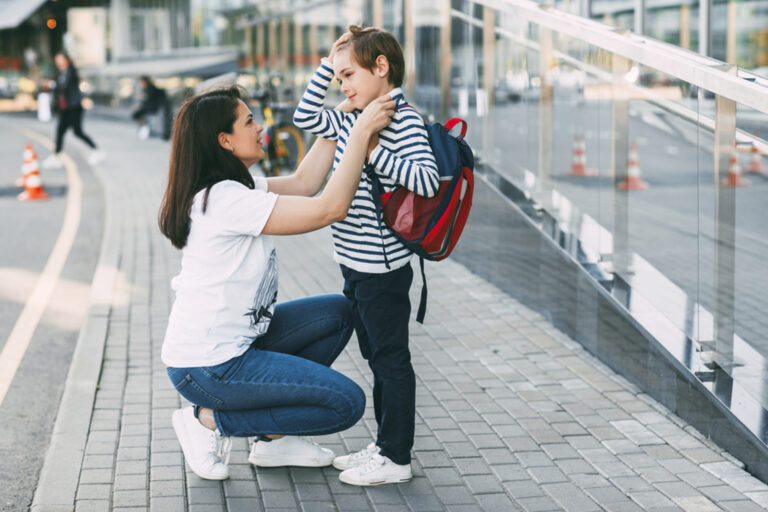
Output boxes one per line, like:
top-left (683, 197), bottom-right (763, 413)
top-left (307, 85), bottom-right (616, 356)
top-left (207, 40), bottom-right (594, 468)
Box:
top-left (404, 0), bottom-right (416, 100)
top-left (440, 0), bottom-right (452, 118)
top-left (611, 52), bottom-right (631, 273)
top-left (538, 25), bottom-right (553, 198)
top-left (712, 64), bottom-right (738, 368)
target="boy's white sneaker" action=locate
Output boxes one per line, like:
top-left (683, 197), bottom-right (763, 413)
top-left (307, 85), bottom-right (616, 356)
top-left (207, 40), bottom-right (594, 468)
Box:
top-left (42, 154), bottom-right (63, 169)
top-left (248, 436), bottom-right (335, 467)
top-left (332, 442), bottom-right (379, 470)
top-left (338, 453), bottom-right (412, 486)
top-left (138, 124), bottom-right (151, 140)
top-left (172, 407), bottom-right (231, 480)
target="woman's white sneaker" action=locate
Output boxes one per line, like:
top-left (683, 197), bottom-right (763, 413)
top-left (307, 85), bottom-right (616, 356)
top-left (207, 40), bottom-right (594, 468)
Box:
top-left (332, 442), bottom-right (379, 470)
top-left (248, 436), bottom-right (335, 467)
top-left (338, 453), bottom-right (412, 486)
top-left (171, 407), bottom-right (231, 480)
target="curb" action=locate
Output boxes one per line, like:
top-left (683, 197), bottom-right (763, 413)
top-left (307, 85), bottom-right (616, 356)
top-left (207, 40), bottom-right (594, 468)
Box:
top-left (30, 138), bottom-right (116, 511)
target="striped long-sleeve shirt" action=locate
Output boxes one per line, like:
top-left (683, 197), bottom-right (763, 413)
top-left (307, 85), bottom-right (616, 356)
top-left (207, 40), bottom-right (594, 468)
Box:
top-left (294, 60), bottom-right (440, 274)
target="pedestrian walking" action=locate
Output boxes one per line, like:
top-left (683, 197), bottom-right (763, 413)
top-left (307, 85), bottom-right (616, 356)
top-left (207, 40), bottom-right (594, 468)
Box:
top-left (293, 26), bottom-right (440, 486)
top-left (43, 52), bottom-right (103, 169)
top-left (158, 85), bottom-right (396, 481)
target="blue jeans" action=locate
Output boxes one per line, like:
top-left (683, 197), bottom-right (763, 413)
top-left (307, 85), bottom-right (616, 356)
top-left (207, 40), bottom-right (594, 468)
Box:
top-left (341, 263), bottom-right (414, 465)
top-left (166, 294), bottom-right (365, 437)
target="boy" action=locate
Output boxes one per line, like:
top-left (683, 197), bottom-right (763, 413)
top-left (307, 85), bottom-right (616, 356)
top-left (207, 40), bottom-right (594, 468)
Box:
top-left (293, 25), bottom-right (439, 486)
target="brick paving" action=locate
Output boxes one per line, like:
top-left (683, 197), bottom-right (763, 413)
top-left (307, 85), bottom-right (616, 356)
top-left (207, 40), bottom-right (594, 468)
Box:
top-left (22, 116), bottom-right (768, 511)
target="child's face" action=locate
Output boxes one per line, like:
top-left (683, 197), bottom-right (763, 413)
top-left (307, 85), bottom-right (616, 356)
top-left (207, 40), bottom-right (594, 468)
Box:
top-left (334, 47), bottom-right (390, 110)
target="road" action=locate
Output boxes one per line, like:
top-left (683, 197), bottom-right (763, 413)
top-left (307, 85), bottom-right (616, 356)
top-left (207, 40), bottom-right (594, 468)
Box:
top-left (0, 113), bottom-right (103, 511)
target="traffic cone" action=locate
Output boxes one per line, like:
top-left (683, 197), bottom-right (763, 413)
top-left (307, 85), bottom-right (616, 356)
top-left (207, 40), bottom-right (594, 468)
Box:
top-left (17, 151), bottom-right (49, 202)
top-left (14, 143), bottom-right (37, 188)
top-left (569, 134), bottom-right (597, 176)
top-left (618, 142), bottom-right (648, 190)
top-left (746, 143), bottom-right (764, 174)
top-left (722, 144), bottom-right (750, 187)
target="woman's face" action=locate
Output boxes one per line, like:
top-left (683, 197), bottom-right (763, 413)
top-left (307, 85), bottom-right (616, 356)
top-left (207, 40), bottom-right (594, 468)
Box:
top-left (223, 99), bottom-right (264, 168)
top-left (54, 54), bottom-right (68, 71)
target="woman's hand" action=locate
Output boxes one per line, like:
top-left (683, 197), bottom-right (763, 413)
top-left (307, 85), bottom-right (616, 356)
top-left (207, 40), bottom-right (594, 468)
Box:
top-left (328, 32), bottom-right (352, 66)
top-left (353, 95), bottom-right (395, 139)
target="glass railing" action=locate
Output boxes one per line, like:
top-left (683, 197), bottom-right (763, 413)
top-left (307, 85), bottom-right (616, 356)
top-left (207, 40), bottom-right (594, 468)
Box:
top-left (236, 0), bottom-right (768, 449)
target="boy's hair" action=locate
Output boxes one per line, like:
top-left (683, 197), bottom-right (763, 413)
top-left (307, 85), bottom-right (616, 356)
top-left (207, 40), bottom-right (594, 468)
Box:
top-left (342, 25), bottom-right (405, 88)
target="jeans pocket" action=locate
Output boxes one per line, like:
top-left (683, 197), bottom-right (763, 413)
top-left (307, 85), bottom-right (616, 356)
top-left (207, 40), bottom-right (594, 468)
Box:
top-left (202, 354), bottom-right (247, 383)
top-left (172, 371), bottom-right (224, 410)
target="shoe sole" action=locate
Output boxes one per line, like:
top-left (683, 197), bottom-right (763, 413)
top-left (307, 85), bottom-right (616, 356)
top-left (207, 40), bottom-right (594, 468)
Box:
top-left (248, 454), bottom-right (334, 468)
top-left (172, 410), bottom-right (229, 480)
top-left (338, 473), bottom-right (412, 486)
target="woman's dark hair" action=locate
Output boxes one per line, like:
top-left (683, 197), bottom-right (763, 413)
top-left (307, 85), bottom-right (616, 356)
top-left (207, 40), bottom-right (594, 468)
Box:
top-left (158, 85), bottom-right (254, 249)
top-left (55, 52), bottom-right (79, 80)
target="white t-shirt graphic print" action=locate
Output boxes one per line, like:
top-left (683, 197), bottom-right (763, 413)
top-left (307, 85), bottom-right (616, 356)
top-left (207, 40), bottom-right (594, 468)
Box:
top-left (162, 177), bottom-right (279, 368)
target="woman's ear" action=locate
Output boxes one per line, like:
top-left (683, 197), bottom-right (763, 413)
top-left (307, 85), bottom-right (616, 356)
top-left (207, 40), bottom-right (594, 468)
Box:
top-left (375, 55), bottom-right (390, 79)
top-left (217, 132), bottom-right (232, 152)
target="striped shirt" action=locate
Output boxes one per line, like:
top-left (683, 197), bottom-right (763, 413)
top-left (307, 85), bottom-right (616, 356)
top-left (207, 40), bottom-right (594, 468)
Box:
top-left (294, 61), bottom-right (439, 274)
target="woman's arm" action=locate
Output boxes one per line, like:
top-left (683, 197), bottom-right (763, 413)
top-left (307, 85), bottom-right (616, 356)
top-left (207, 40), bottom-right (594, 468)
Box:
top-left (262, 96), bottom-right (395, 235)
top-left (267, 100), bottom-right (357, 197)
top-left (265, 136), bottom-right (336, 197)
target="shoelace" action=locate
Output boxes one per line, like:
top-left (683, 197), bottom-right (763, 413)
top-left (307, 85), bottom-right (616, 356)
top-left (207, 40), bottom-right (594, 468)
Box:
top-left (213, 433), bottom-right (232, 466)
top-left (358, 453), bottom-right (385, 474)
top-left (348, 443), bottom-right (378, 463)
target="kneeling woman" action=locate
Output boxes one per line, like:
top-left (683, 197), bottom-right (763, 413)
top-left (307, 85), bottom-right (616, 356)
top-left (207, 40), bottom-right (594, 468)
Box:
top-left (159, 86), bottom-right (394, 480)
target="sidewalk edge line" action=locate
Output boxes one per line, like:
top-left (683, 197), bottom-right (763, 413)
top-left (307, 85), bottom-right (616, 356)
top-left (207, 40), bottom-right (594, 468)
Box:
top-left (28, 130), bottom-right (117, 511)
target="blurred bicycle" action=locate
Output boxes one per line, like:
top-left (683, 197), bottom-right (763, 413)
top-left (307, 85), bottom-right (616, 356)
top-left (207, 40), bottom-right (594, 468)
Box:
top-left (251, 75), bottom-right (306, 177)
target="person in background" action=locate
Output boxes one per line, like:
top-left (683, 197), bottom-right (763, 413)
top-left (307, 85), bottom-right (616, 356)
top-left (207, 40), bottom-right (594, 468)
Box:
top-left (43, 52), bottom-right (103, 169)
top-left (132, 75), bottom-right (171, 140)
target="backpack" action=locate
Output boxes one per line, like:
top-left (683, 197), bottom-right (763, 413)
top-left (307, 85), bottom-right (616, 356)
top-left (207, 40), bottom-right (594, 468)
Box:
top-left (365, 108), bottom-right (475, 323)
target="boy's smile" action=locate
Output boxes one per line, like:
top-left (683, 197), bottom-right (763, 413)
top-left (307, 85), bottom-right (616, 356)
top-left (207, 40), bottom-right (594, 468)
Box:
top-left (334, 47), bottom-right (393, 110)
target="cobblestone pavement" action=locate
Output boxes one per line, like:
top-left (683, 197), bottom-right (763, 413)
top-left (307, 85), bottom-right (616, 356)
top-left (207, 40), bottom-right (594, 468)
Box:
top-left (22, 116), bottom-right (768, 511)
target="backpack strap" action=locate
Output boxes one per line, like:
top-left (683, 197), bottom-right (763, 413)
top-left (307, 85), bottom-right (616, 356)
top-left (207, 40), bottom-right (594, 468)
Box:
top-left (444, 118), bottom-right (468, 138)
top-left (416, 256), bottom-right (427, 324)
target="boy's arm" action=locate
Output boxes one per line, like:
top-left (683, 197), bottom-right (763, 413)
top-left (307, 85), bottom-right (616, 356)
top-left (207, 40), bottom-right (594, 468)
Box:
top-left (293, 59), bottom-right (348, 140)
top-left (368, 112), bottom-right (440, 198)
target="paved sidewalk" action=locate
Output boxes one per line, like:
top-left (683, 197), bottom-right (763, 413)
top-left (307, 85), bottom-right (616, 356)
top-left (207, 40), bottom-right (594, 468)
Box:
top-left (23, 116), bottom-right (768, 511)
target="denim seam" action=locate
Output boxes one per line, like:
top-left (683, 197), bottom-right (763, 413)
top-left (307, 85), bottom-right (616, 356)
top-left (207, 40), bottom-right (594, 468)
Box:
top-left (258, 314), bottom-right (346, 352)
top-left (214, 381), bottom-right (357, 437)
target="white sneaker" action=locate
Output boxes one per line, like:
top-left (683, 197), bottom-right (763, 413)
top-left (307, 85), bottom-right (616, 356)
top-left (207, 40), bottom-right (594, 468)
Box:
top-left (138, 124), bottom-right (150, 140)
top-left (42, 154), bottom-right (63, 169)
top-left (333, 442), bottom-right (379, 470)
top-left (172, 407), bottom-right (231, 480)
top-left (338, 453), bottom-right (412, 486)
top-left (248, 436), bottom-right (335, 467)
top-left (87, 150), bottom-right (104, 166)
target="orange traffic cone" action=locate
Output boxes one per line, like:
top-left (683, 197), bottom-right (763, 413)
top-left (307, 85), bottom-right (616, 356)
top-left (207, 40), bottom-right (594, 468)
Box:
top-left (618, 142), bottom-right (648, 190)
top-left (569, 134), bottom-right (597, 176)
top-left (17, 148), bottom-right (49, 202)
top-left (746, 143), bottom-right (764, 174)
top-left (722, 144), bottom-right (750, 187)
top-left (14, 143), bottom-right (37, 188)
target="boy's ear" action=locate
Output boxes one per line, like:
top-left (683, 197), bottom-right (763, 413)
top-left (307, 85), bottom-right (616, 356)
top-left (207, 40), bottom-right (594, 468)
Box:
top-left (374, 55), bottom-right (390, 79)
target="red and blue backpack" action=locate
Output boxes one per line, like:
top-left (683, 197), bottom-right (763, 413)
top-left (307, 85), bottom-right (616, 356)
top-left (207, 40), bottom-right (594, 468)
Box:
top-left (365, 108), bottom-right (475, 323)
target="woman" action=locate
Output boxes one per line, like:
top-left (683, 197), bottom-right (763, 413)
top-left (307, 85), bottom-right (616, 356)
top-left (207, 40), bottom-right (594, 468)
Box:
top-left (43, 52), bottom-right (103, 169)
top-left (158, 85), bottom-right (394, 481)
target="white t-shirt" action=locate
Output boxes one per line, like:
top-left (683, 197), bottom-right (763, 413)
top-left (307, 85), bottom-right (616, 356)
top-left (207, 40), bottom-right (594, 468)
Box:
top-left (162, 177), bottom-right (279, 368)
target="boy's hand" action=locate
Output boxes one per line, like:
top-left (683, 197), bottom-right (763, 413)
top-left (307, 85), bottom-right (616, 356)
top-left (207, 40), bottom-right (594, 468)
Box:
top-left (335, 98), bottom-right (355, 113)
top-left (328, 32), bottom-right (352, 65)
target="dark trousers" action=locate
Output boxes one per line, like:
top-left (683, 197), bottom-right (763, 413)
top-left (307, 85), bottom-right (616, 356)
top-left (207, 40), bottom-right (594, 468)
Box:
top-left (341, 263), bottom-right (414, 465)
top-left (55, 106), bottom-right (96, 153)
